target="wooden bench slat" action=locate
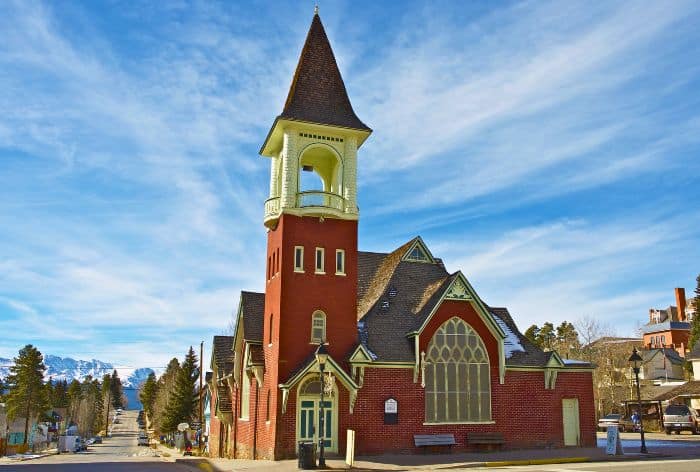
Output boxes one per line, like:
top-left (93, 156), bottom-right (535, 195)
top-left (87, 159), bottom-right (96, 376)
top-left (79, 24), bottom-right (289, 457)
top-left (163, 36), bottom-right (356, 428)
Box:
top-left (468, 432), bottom-right (504, 447)
top-left (413, 434), bottom-right (456, 448)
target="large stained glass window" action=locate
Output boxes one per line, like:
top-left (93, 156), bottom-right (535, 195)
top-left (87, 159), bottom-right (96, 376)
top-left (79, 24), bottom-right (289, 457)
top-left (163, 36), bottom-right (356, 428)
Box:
top-left (425, 317), bottom-right (491, 423)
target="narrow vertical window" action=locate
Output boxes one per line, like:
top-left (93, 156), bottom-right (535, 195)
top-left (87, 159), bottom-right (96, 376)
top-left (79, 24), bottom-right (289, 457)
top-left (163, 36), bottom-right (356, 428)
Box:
top-left (276, 248), bottom-right (280, 274)
top-left (268, 313), bottom-right (273, 345)
top-left (315, 247), bottom-right (325, 274)
top-left (267, 256), bottom-right (271, 280)
top-left (266, 390), bottom-right (271, 421)
top-left (294, 246), bottom-right (304, 272)
top-left (335, 249), bottom-right (345, 275)
top-left (240, 374), bottom-right (250, 420)
top-left (311, 311), bottom-right (326, 343)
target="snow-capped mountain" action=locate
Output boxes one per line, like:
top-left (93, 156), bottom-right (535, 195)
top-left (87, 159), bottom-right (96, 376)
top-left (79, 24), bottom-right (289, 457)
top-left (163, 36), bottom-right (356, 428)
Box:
top-left (0, 355), bottom-right (158, 388)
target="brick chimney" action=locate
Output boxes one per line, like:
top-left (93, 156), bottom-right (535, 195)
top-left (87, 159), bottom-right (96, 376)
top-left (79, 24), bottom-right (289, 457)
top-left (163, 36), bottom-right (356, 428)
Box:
top-left (676, 287), bottom-right (686, 321)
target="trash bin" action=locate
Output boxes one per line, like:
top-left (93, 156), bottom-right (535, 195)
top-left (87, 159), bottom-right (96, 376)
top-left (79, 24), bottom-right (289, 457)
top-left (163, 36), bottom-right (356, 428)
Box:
top-left (297, 441), bottom-right (316, 469)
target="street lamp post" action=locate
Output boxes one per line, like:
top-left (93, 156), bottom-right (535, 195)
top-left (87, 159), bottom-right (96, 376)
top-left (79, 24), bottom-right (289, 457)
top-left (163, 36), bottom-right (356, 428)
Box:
top-left (628, 347), bottom-right (648, 454)
top-left (315, 343), bottom-right (328, 469)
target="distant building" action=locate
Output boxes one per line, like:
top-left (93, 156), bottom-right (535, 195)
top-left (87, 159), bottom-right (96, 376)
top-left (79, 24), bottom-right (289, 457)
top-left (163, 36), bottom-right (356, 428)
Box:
top-left (642, 288), bottom-right (694, 357)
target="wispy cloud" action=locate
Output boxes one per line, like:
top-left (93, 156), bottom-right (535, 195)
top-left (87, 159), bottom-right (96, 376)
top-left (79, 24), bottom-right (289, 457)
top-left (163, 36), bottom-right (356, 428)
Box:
top-left (1, 0), bottom-right (699, 364)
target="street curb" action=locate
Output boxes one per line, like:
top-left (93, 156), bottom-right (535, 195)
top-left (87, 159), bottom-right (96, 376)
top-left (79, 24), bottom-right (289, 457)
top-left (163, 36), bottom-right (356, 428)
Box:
top-left (485, 457), bottom-right (589, 467)
top-left (174, 458), bottom-right (220, 472)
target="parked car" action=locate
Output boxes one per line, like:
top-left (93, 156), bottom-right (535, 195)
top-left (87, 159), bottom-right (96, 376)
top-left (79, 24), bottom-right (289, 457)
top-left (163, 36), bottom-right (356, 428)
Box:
top-left (92, 435), bottom-right (103, 444)
top-left (597, 413), bottom-right (636, 432)
top-left (663, 404), bottom-right (700, 434)
top-left (138, 433), bottom-right (150, 446)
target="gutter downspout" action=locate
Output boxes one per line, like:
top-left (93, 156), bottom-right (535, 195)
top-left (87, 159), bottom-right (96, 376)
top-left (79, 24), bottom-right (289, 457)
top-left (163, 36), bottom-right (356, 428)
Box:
top-left (253, 381), bottom-right (260, 460)
top-left (228, 376), bottom-right (238, 459)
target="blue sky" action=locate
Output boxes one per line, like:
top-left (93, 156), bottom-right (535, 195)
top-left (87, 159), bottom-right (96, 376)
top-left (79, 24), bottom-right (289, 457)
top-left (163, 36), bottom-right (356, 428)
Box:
top-left (1, 0), bottom-right (699, 368)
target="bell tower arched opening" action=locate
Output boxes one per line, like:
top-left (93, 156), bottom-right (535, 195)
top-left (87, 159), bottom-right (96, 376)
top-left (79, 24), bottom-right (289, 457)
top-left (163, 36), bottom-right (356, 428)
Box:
top-left (298, 144), bottom-right (343, 210)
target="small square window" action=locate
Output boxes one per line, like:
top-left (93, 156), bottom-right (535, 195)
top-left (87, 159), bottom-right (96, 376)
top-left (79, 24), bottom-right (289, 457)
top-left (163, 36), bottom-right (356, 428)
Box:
top-left (294, 246), bottom-right (304, 273)
top-left (315, 248), bottom-right (325, 274)
top-left (335, 249), bottom-right (345, 275)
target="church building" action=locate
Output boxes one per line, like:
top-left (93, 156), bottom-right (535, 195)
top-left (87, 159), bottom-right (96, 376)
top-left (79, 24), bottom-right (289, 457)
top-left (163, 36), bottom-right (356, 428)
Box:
top-left (207, 11), bottom-right (595, 460)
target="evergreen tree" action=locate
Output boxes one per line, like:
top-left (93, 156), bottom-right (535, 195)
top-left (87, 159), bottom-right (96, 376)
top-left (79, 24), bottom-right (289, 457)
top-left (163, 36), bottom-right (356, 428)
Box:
top-left (110, 369), bottom-right (124, 409)
top-left (162, 347), bottom-right (199, 432)
top-left (689, 274), bottom-right (700, 353)
top-left (0, 376), bottom-right (6, 402)
top-left (524, 325), bottom-right (540, 346)
top-left (139, 372), bottom-right (158, 420)
top-left (5, 344), bottom-right (49, 446)
top-left (51, 379), bottom-right (69, 408)
top-left (152, 358), bottom-right (180, 434)
top-left (67, 379), bottom-right (82, 422)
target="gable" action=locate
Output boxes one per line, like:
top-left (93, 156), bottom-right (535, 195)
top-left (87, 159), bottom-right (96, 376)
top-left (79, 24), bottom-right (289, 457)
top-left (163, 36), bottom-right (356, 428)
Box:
top-left (401, 236), bottom-right (436, 264)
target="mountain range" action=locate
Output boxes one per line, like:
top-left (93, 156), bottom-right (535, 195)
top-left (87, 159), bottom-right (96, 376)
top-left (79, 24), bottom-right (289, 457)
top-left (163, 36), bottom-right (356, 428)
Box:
top-left (0, 354), bottom-right (158, 388)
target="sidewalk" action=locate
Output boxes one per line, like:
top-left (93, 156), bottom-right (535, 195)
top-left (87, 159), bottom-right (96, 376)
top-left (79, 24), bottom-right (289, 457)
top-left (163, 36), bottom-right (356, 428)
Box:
top-left (171, 446), bottom-right (662, 472)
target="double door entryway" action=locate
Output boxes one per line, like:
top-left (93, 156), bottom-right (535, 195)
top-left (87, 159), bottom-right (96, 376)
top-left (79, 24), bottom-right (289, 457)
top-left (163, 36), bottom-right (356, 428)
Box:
top-left (297, 377), bottom-right (338, 453)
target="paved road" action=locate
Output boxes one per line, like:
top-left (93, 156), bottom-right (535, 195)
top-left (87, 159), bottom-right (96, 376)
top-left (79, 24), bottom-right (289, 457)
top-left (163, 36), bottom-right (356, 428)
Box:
top-left (0, 410), bottom-right (190, 471)
top-left (478, 458), bottom-right (700, 472)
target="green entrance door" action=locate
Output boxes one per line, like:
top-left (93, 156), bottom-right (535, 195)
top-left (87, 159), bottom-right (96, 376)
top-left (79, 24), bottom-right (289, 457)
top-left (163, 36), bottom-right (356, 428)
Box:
top-left (298, 399), bottom-right (335, 451)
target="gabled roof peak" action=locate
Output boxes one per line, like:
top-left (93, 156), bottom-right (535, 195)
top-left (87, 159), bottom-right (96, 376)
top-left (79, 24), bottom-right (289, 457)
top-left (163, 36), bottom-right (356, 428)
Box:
top-left (279, 13), bottom-right (370, 131)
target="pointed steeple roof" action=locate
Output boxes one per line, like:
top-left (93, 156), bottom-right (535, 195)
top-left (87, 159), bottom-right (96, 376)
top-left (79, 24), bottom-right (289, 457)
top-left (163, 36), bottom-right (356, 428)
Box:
top-left (279, 13), bottom-right (370, 131)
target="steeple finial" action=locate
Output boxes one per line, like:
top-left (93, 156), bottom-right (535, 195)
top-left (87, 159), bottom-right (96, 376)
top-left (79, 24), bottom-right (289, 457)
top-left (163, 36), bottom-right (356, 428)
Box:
top-left (314, 5), bottom-right (319, 15)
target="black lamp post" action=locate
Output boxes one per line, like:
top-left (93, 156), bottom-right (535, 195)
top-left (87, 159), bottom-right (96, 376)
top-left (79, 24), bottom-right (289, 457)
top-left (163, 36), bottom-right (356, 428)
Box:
top-left (628, 347), bottom-right (648, 454)
top-left (315, 343), bottom-right (328, 469)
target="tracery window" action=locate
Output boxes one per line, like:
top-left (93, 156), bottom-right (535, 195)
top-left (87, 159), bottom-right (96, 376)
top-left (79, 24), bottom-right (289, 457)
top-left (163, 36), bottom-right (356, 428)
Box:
top-left (424, 317), bottom-right (491, 423)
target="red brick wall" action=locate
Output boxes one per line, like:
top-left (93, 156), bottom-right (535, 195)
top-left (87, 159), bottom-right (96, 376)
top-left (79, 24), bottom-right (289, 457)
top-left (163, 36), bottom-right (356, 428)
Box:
top-left (267, 214), bottom-right (359, 382)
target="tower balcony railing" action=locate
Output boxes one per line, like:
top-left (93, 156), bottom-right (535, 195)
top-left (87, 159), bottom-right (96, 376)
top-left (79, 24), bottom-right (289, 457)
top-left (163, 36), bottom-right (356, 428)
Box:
top-left (297, 191), bottom-right (345, 211)
top-left (264, 196), bottom-right (281, 219)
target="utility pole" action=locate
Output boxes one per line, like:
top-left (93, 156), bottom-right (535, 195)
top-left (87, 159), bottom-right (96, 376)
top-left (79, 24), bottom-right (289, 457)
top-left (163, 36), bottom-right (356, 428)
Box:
top-left (199, 340), bottom-right (204, 453)
top-left (105, 391), bottom-right (111, 437)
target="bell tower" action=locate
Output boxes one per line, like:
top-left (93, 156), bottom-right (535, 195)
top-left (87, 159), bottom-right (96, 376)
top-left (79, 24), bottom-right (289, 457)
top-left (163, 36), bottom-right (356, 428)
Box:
top-left (260, 11), bottom-right (371, 382)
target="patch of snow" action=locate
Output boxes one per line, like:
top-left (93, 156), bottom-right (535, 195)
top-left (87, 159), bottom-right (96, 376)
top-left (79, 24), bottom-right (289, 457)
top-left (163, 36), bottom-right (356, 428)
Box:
top-left (491, 313), bottom-right (525, 358)
top-left (563, 359), bottom-right (589, 365)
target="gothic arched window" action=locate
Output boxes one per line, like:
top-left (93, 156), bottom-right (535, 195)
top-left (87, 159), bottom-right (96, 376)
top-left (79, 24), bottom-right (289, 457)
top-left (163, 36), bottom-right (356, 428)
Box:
top-left (424, 317), bottom-right (491, 423)
top-left (311, 311), bottom-right (326, 343)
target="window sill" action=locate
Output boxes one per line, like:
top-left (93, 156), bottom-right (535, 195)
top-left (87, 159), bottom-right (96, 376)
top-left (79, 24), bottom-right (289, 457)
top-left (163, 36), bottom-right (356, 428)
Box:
top-left (335, 272), bottom-right (346, 276)
top-left (315, 271), bottom-right (326, 275)
top-left (294, 269), bottom-right (305, 274)
top-left (422, 421), bottom-right (495, 425)
top-left (239, 417), bottom-right (249, 422)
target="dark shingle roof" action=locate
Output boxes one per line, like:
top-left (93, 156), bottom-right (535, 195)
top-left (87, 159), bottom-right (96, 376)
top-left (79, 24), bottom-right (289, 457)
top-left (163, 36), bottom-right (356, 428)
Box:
top-left (241, 291), bottom-right (265, 343)
top-left (354, 239), bottom-right (555, 368)
top-left (212, 336), bottom-right (234, 377)
top-left (489, 307), bottom-right (550, 367)
top-left (642, 348), bottom-right (684, 366)
top-left (653, 381), bottom-right (700, 401)
top-left (361, 258), bottom-right (450, 362)
top-left (278, 14), bottom-right (370, 132)
top-left (217, 386), bottom-right (232, 413)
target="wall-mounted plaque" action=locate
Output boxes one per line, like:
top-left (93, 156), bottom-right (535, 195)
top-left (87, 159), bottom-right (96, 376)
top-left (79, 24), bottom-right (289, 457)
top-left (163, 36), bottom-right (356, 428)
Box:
top-left (384, 398), bottom-right (398, 424)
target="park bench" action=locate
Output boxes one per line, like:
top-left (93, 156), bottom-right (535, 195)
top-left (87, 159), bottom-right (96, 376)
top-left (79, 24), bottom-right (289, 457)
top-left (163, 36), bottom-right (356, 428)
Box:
top-left (413, 433), bottom-right (456, 453)
top-left (468, 432), bottom-right (505, 450)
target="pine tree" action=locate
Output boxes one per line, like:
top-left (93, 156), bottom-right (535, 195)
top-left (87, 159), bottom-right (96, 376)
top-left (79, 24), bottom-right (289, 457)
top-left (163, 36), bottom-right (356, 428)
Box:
top-left (0, 376), bottom-right (6, 402)
top-left (110, 369), bottom-right (124, 409)
top-left (101, 373), bottom-right (112, 434)
top-left (51, 379), bottom-right (69, 408)
top-left (524, 325), bottom-right (540, 346)
top-left (5, 344), bottom-right (49, 446)
top-left (689, 274), bottom-right (700, 352)
top-left (162, 347), bottom-right (199, 432)
top-left (152, 358), bottom-right (180, 434)
top-left (139, 372), bottom-right (158, 420)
